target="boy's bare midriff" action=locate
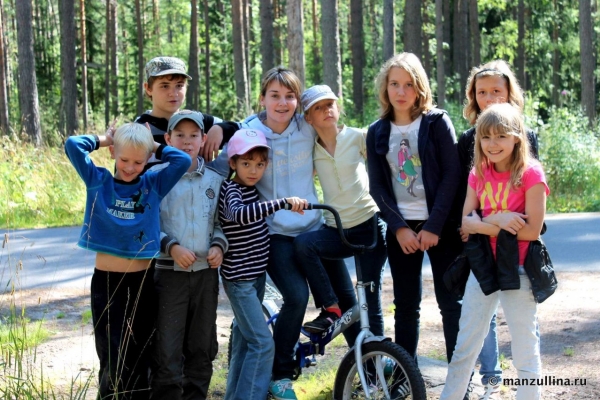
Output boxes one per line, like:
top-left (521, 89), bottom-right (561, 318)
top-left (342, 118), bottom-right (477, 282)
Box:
top-left (95, 253), bottom-right (152, 273)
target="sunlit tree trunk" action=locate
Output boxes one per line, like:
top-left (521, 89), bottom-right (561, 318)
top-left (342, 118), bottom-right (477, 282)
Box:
top-left (453, 0), bottom-right (469, 104)
top-left (79, 0), bottom-right (88, 130)
top-left (203, 0), bottom-right (211, 113)
top-left (134, 0), bottom-right (144, 116)
top-left (310, 0), bottom-right (320, 83)
top-left (579, 0), bottom-right (596, 123)
top-left (516, 0), bottom-right (526, 90)
top-left (286, 0), bottom-right (305, 85)
top-left (187, 0), bottom-right (200, 110)
top-left (232, 0), bottom-right (250, 115)
top-left (0, 0), bottom-right (9, 134)
top-left (321, 0), bottom-right (341, 97)
top-left (16, 0), bottom-right (42, 145)
top-left (382, 0), bottom-right (394, 61)
top-left (552, 0), bottom-right (560, 106)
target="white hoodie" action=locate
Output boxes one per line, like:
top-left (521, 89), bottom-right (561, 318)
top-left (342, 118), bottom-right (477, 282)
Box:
top-left (213, 113), bottom-right (322, 236)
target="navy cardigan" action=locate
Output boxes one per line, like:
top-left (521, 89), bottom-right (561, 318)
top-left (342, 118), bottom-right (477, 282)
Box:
top-left (366, 108), bottom-right (461, 237)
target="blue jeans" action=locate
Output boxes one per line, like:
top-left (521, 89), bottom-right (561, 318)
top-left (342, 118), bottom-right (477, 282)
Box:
top-left (386, 220), bottom-right (463, 363)
top-left (223, 274), bottom-right (274, 400)
top-left (294, 215), bottom-right (387, 337)
top-left (478, 314), bottom-right (502, 385)
top-left (266, 234), bottom-right (346, 380)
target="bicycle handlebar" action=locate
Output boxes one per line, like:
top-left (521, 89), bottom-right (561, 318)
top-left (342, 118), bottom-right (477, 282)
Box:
top-left (285, 202), bottom-right (378, 252)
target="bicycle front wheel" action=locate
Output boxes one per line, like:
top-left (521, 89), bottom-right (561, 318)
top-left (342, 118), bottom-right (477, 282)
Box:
top-left (333, 341), bottom-right (427, 400)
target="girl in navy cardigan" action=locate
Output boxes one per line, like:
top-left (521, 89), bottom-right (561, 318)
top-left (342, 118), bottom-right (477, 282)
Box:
top-left (366, 53), bottom-right (463, 364)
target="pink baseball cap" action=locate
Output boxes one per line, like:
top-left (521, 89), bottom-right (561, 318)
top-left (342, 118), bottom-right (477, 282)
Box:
top-left (227, 129), bottom-right (270, 158)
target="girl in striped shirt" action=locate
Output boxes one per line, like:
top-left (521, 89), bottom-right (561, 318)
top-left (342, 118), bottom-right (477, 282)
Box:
top-left (218, 129), bottom-right (306, 400)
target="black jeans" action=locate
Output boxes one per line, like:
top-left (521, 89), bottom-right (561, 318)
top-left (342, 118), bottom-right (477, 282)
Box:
top-left (91, 267), bottom-right (156, 400)
top-left (150, 268), bottom-right (219, 400)
top-left (386, 220), bottom-right (463, 363)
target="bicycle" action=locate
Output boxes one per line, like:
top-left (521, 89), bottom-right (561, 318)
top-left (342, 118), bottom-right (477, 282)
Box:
top-left (228, 204), bottom-right (427, 399)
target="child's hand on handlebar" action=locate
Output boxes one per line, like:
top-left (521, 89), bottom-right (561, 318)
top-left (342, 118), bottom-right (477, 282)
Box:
top-left (285, 197), bottom-right (308, 214)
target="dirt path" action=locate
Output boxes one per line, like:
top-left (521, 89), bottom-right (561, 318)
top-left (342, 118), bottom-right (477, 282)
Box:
top-left (1, 270), bottom-right (598, 399)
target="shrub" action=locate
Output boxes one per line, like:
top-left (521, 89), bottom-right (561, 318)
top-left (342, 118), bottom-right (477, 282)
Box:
top-left (538, 107), bottom-right (600, 212)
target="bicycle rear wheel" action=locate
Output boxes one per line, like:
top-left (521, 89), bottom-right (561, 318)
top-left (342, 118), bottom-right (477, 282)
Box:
top-left (333, 341), bottom-right (426, 400)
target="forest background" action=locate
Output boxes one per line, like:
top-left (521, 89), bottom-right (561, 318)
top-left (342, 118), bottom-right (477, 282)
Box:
top-left (1, 0), bottom-right (600, 229)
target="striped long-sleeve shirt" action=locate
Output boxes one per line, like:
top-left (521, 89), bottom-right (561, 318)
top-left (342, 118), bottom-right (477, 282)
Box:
top-left (218, 179), bottom-right (288, 280)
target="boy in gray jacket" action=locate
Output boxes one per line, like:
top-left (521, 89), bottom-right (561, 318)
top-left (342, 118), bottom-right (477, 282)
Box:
top-left (149, 110), bottom-right (228, 399)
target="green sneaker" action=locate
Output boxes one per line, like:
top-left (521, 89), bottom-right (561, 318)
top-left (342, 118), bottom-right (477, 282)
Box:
top-left (269, 379), bottom-right (298, 400)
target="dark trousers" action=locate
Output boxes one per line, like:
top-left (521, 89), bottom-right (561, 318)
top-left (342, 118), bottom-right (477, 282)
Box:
top-left (91, 267), bottom-right (156, 400)
top-left (386, 220), bottom-right (463, 363)
top-left (150, 268), bottom-right (219, 400)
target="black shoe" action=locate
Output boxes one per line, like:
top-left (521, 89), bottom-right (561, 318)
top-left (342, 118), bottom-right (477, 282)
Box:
top-left (303, 309), bottom-right (340, 333)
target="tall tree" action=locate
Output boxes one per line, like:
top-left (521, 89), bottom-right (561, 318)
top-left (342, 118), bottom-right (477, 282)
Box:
top-left (310, 0), bottom-right (320, 83)
top-left (59, 0), bottom-right (78, 137)
top-left (203, 0), bottom-right (211, 113)
top-left (469, 0), bottom-right (481, 67)
top-left (187, 0), bottom-right (200, 110)
top-left (552, 1), bottom-right (560, 106)
top-left (134, 0), bottom-right (144, 116)
top-left (15, 0), bottom-right (42, 145)
top-left (579, 0), bottom-right (596, 123)
top-left (350, 0), bottom-right (364, 118)
top-left (0, 0), bottom-right (9, 134)
top-left (79, 0), bottom-right (88, 130)
top-left (232, 0), bottom-right (250, 115)
top-left (286, 0), bottom-right (305, 85)
top-left (453, 0), bottom-right (469, 104)
top-left (516, 0), bottom-right (526, 90)
top-left (382, 0), bottom-right (394, 61)
top-left (321, 0), bottom-right (342, 97)
top-left (260, 0), bottom-right (275, 72)
top-left (403, 0), bottom-right (422, 58)
top-left (435, 0), bottom-right (445, 108)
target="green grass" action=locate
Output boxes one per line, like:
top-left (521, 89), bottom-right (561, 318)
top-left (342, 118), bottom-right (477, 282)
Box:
top-left (499, 353), bottom-right (511, 370)
top-left (81, 309), bottom-right (92, 325)
top-left (563, 346), bottom-right (574, 357)
top-left (56, 311), bottom-right (65, 319)
top-left (0, 314), bottom-right (50, 352)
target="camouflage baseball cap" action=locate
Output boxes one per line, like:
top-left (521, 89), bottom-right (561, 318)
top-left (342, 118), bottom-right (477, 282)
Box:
top-left (145, 56), bottom-right (192, 81)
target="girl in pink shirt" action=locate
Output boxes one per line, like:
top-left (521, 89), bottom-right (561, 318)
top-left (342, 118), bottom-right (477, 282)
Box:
top-left (440, 103), bottom-right (549, 400)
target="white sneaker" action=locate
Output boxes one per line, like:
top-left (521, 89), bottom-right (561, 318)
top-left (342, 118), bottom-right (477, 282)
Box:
top-left (479, 384), bottom-right (500, 400)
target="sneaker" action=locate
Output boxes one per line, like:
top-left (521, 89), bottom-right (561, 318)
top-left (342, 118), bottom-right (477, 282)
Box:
top-left (269, 379), bottom-right (298, 400)
top-left (463, 381), bottom-right (474, 400)
top-left (479, 385), bottom-right (500, 400)
top-left (303, 309), bottom-right (340, 333)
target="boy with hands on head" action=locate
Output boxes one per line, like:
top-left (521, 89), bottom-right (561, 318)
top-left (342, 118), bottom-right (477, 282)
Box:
top-left (65, 121), bottom-right (191, 399)
top-left (218, 129), bottom-right (306, 400)
top-left (149, 110), bottom-right (228, 399)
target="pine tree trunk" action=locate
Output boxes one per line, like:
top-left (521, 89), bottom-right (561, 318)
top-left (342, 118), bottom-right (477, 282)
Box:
top-left (435, 0), bottom-right (445, 108)
top-left (232, 0), bottom-right (249, 115)
top-left (0, 0), bottom-right (9, 134)
top-left (15, 0), bottom-right (41, 145)
top-left (59, 0), bottom-right (79, 137)
top-left (453, 0), bottom-right (469, 104)
top-left (259, 0), bottom-right (275, 72)
top-left (517, 0), bottom-right (526, 90)
top-left (134, 0), bottom-right (144, 116)
top-left (579, 0), bottom-right (596, 123)
top-left (382, 0), bottom-right (394, 61)
top-left (321, 0), bottom-right (342, 97)
top-left (203, 0), bottom-right (211, 113)
top-left (350, 0), bottom-right (364, 119)
top-left (403, 0), bottom-right (422, 58)
top-left (109, 1), bottom-right (118, 119)
top-left (310, 0), bottom-right (320, 83)
top-left (79, 0), bottom-right (88, 130)
top-left (187, 0), bottom-right (200, 110)
top-left (469, 0), bottom-right (481, 67)
top-left (286, 0), bottom-right (305, 85)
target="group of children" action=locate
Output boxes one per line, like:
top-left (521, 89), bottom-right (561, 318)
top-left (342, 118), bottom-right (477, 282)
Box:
top-left (66, 53), bottom-right (549, 400)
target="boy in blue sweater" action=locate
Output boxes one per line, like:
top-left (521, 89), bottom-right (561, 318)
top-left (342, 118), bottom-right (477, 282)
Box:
top-left (65, 122), bottom-right (190, 400)
top-left (149, 110), bottom-right (228, 399)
